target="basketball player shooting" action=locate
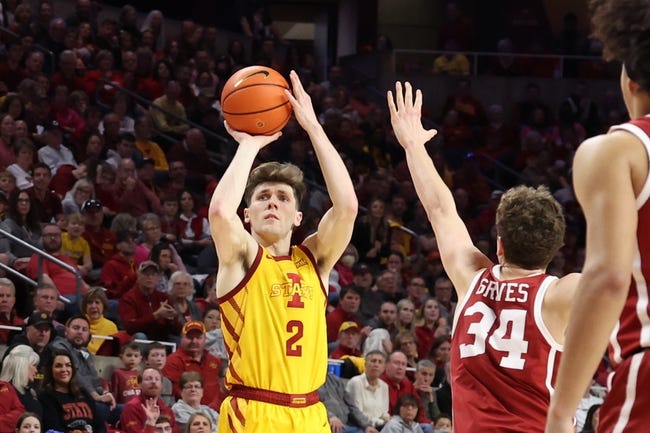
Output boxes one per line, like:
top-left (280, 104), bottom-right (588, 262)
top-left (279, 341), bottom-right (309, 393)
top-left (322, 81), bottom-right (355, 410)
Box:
top-left (387, 81), bottom-right (579, 433)
top-left (209, 70), bottom-right (358, 433)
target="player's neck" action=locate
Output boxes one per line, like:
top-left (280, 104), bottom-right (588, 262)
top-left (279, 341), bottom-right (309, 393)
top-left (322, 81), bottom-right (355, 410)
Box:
top-left (500, 263), bottom-right (544, 279)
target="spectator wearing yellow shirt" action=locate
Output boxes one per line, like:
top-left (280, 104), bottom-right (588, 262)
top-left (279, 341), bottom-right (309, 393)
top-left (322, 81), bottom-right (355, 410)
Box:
top-left (134, 115), bottom-right (169, 172)
top-left (61, 213), bottom-right (92, 277)
top-left (433, 39), bottom-right (470, 76)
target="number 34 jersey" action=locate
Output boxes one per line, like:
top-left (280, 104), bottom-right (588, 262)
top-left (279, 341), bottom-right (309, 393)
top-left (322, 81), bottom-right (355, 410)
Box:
top-left (450, 265), bottom-right (561, 433)
top-left (218, 244), bottom-right (328, 395)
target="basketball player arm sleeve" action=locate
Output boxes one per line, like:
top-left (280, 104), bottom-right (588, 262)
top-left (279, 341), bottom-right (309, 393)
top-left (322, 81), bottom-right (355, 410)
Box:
top-left (547, 134), bottom-right (636, 431)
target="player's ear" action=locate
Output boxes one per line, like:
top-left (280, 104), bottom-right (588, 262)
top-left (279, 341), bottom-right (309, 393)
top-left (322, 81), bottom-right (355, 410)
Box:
top-left (293, 211), bottom-right (303, 227)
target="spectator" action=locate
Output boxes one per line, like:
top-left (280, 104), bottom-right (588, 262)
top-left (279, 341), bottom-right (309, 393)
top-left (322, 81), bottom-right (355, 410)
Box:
top-left (25, 223), bottom-right (88, 299)
top-left (80, 198), bottom-right (117, 270)
top-left (105, 132), bottom-right (138, 169)
top-left (6, 312), bottom-right (55, 360)
top-left (61, 178), bottom-right (94, 215)
top-left (113, 158), bottom-right (162, 217)
top-left (167, 129), bottom-right (214, 178)
top-left (26, 163), bottom-right (63, 223)
top-left (170, 371), bottom-right (219, 432)
top-left (175, 190), bottom-right (211, 268)
top-left (318, 372), bottom-right (379, 433)
top-left (150, 81), bottom-right (190, 137)
top-left (168, 271), bottom-right (201, 326)
top-left (81, 288), bottom-right (118, 355)
top-left (50, 50), bottom-right (86, 94)
top-left (110, 342), bottom-right (143, 405)
top-left (140, 10), bottom-right (166, 53)
top-left (134, 116), bottom-right (169, 172)
top-left (0, 278), bottom-right (23, 344)
top-left (162, 320), bottom-right (223, 410)
top-left (0, 378), bottom-right (25, 433)
top-left (330, 321), bottom-right (363, 359)
top-left (351, 198), bottom-right (391, 268)
top-left (100, 229), bottom-right (138, 300)
top-left (37, 121), bottom-right (85, 195)
top-left (426, 336), bottom-right (451, 388)
top-left (120, 368), bottom-right (178, 433)
top-left (405, 277), bottom-right (427, 312)
top-left (432, 278), bottom-right (456, 320)
top-left (118, 261), bottom-right (181, 341)
top-left (134, 213), bottom-right (183, 269)
top-left (327, 285), bottom-right (364, 343)
top-left (60, 213), bottom-right (92, 276)
top-left (346, 350), bottom-right (391, 429)
top-left (394, 330), bottom-right (420, 374)
top-left (381, 394), bottom-right (425, 433)
top-left (0, 344), bottom-right (42, 416)
top-left (414, 298), bottom-right (448, 360)
top-left (13, 413), bottom-right (42, 433)
top-left (142, 343), bottom-right (174, 407)
top-left (432, 39), bottom-right (469, 76)
top-left (202, 306), bottom-right (227, 361)
top-left (7, 139), bottom-right (36, 191)
top-left (0, 189), bottom-right (42, 271)
top-left (0, 40), bottom-right (26, 90)
top-left (413, 360), bottom-right (441, 422)
top-left (37, 349), bottom-right (101, 433)
top-left (396, 299), bottom-right (416, 333)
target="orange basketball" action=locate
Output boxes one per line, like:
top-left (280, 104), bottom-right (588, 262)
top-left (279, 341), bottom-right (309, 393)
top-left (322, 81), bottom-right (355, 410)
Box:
top-left (220, 65), bottom-right (293, 135)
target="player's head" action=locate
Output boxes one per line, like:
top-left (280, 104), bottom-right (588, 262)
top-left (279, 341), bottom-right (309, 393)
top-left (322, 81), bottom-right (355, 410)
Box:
top-left (243, 162), bottom-right (306, 210)
top-left (495, 185), bottom-right (565, 270)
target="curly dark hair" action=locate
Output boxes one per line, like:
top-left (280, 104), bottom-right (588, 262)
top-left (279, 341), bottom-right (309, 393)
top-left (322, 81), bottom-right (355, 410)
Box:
top-left (590, 0), bottom-right (650, 91)
top-left (495, 185), bottom-right (565, 269)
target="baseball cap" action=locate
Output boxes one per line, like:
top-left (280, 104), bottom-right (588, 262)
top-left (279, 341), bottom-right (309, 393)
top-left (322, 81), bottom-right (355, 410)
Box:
top-left (138, 260), bottom-right (160, 273)
top-left (137, 157), bottom-right (155, 169)
top-left (338, 321), bottom-right (360, 334)
top-left (27, 311), bottom-right (53, 328)
top-left (81, 199), bottom-right (102, 213)
top-left (44, 120), bottom-right (63, 132)
top-left (182, 320), bottom-right (206, 335)
top-left (352, 263), bottom-right (372, 275)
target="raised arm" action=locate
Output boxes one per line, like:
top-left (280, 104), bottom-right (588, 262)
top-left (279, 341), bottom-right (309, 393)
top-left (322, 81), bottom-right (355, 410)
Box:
top-left (287, 70), bottom-right (358, 273)
top-left (387, 82), bottom-right (491, 296)
top-left (546, 132), bottom-right (641, 433)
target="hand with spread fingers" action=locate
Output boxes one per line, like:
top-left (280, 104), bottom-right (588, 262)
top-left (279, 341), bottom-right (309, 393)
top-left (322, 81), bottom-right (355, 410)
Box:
top-left (387, 81), bottom-right (438, 150)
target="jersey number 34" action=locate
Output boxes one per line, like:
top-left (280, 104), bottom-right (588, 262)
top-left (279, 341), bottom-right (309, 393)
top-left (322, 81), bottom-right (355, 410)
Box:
top-left (459, 301), bottom-right (529, 370)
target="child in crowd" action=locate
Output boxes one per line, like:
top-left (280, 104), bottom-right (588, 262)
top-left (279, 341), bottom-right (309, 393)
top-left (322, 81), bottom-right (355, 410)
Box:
top-left (433, 414), bottom-right (452, 433)
top-left (0, 170), bottom-right (16, 196)
top-left (111, 341), bottom-right (143, 404)
top-left (155, 415), bottom-right (174, 433)
top-left (382, 394), bottom-right (425, 433)
top-left (61, 213), bottom-right (92, 276)
top-left (144, 342), bottom-right (175, 406)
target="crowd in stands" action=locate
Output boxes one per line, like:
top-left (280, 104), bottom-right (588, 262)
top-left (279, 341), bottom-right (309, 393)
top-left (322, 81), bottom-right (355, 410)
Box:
top-left (0, 0), bottom-right (615, 432)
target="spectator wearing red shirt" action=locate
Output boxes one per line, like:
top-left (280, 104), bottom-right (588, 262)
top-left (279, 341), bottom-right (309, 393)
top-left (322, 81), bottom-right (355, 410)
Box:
top-left (120, 368), bottom-right (178, 433)
top-left (380, 351), bottom-right (430, 425)
top-left (326, 285), bottom-right (364, 343)
top-left (50, 50), bottom-right (87, 94)
top-left (100, 229), bottom-right (137, 300)
top-left (330, 321), bottom-right (363, 359)
top-left (0, 380), bottom-right (25, 431)
top-left (118, 260), bottom-right (181, 341)
top-left (162, 320), bottom-right (224, 410)
top-left (80, 198), bottom-right (116, 269)
top-left (112, 158), bottom-right (161, 217)
top-left (0, 279), bottom-right (24, 344)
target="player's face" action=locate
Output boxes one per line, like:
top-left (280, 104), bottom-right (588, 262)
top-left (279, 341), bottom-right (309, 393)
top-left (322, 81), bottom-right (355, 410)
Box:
top-left (245, 182), bottom-right (302, 240)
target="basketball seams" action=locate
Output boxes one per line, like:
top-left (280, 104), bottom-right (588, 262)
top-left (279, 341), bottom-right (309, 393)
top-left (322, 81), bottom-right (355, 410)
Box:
top-left (222, 100), bottom-right (291, 116)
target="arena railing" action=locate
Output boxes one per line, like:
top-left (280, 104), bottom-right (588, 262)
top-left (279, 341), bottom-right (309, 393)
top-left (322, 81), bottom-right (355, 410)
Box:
top-left (0, 25), bottom-right (56, 76)
top-left (0, 227), bottom-right (83, 307)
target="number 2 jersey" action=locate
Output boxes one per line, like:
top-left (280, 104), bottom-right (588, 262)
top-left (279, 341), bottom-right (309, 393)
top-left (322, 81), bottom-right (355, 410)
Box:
top-left (218, 244), bottom-right (328, 395)
top-left (450, 265), bottom-right (561, 433)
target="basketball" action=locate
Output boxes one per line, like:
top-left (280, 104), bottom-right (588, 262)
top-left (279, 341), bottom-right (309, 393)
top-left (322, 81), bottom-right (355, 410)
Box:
top-left (220, 65), bottom-right (293, 135)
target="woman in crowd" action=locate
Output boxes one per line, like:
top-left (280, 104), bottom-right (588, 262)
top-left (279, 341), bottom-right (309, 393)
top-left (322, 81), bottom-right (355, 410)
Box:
top-left (203, 306), bottom-right (227, 361)
top-left (135, 213), bottom-right (185, 269)
top-left (7, 138), bottom-right (36, 190)
top-left (0, 113), bottom-right (15, 168)
top-left (393, 330), bottom-right (420, 377)
top-left (82, 288), bottom-right (119, 355)
top-left (61, 178), bottom-right (95, 215)
top-left (176, 190), bottom-right (211, 268)
top-left (38, 349), bottom-right (101, 433)
top-left (169, 270), bottom-right (201, 326)
top-left (414, 298), bottom-right (448, 360)
top-left (427, 335), bottom-right (451, 388)
top-left (14, 412), bottom-right (42, 433)
top-left (0, 345), bottom-right (41, 416)
top-left (1, 94), bottom-right (24, 121)
top-left (351, 197), bottom-right (391, 268)
top-left (149, 241), bottom-right (178, 292)
top-left (396, 298), bottom-right (416, 332)
top-left (185, 412), bottom-right (215, 433)
top-left (0, 189), bottom-right (42, 271)
top-left (171, 372), bottom-right (219, 433)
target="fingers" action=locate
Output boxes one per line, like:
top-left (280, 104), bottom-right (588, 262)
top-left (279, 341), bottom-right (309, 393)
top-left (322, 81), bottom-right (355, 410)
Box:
top-left (386, 90), bottom-right (396, 117)
top-left (404, 81), bottom-right (413, 109)
top-left (289, 70), bottom-right (304, 98)
top-left (395, 81), bottom-right (404, 112)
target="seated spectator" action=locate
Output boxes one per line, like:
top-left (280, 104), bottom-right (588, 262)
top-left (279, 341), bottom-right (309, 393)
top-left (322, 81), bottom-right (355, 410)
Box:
top-left (202, 306), bottom-right (227, 361)
top-left (134, 213), bottom-right (183, 269)
top-left (118, 261), bottom-right (181, 341)
top-left (81, 288), bottom-right (118, 355)
top-left (0, 279), bottom-right (24, 344)
top-left (0, 189), bottom-right (42, 271)
top-left (100, 229), bottom-right (138, 300)
top-left (120, 368), bottom-right (178, 433)
top-left (26, 285), bottom-right (64, 329)
top-left (326, 285), bottom-right (364, 344)
top-left (0, 40), bottom-right (26, 91)
top-left (26, 223), bottom-right (88, 300)
top-left (150, 81), bottom-right (190, 137)
top-left (0, 114), bottom-right (16, 168)
top-left (426, 336), bottom-right (451, 388)
top-left (0, 345), bottom-right (42, 416)
top-left (432, 39), bottom-right (469, 76)
top-left (159, 193), bottom-right (180, 238)
top-left (330, 321), bottom-right (363, 359)
top-left (142, 342), bottom-right (174, 407)
top-left (366, 301), bottom-right (399, 339)
top-left (113, 158), bottom-right (162, 217)
top-left (433, 414), bottom-right (452, 433)
top-left (81, 198), bottom-right (116, 271)
top-left (134, 116), bottom-right (169, 172)
top-left (60, 213), bottom-right (92, 276)
top-left (318, 372), bottom-right (379, 433)
top-left (6, 312), bottom-right (55, 359)
top-left (381, 394), bottom-right (425, 433)
top-left (396, 299), bottom-right (416, 333)
top-left (83, 50), bottom-right (124, 107)
top-left (162, 321), bottom-right (223, 410)
top-left (111, 342), bottom-right (143, 405)
top-left (61, 178), bottom-right (95, 215)
top-left (26, 163), bottom-right (63, 223)
top-left (50, 50), bottom-right (87, 94)
top-left (50, 85), bottom-right (85, 144)
top-left (167, 129), bottom-right (214, 180)
top-left (105, 132), bottom-right (138, 169)
top-left (0, 170), bottom-right (16, 198)
top-left (169, 271), bottom-right (201, 326)
top-left (393, 330), bottom-right (420, 375)
top-left (37, 121), bottom-right (86, 197)
top-left (176, 190), bottom-right (211, 268)
top-left (171, 371), bottom-right (219, 432)
top-left (413, 360), bottom-right (441, 422)
top-left (0, 378), bottom-right (26, 432)
top-left (7, 138), bottom-right (36, 191)
top-left (99, 94), bottom-right (135, 135)
top-left (415, 298), bottom-right (448, 360)
top-left (346, 350), bottom-right (391, 429)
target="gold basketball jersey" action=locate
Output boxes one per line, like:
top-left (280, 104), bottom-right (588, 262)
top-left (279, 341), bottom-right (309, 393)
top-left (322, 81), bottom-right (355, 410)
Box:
top-left (219, 244), bottom-right (328, 394)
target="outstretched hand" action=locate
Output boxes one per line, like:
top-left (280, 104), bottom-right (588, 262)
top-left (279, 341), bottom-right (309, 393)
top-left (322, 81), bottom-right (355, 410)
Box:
top-left (286, 70), bottom-right (320, 133)
top-left (387, 81), bottom-right (437, 150)
top-left (224, 121), bottom-right (282, 150)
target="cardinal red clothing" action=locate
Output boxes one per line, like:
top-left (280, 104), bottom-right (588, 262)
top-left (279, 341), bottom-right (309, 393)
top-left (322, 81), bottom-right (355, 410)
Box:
top-left (118, 286), bottom-right (181, 341)
top-left (379, 373), bottom-right (429, 423)
top-left (162, 349), bottom-right (223, 410)
top-left (0, 381), bottom-right (25, 433)
top-left (451, 265), bottom-right (560, 433)
top-left (120, 393), bottom-right (177, 433)
top-left (83, 226), bottom-right (116, 267)
top-left (100, 253), bottom-right (137, 299)
top-left (330, 345), bottom-right (362, 359)
top-left (111, 368), bottom-right (141, 404)
top-left (26, 252), bottom-right (83, 296)
top-left (0, 313), bottom-right (23, 344)
top-left (326, 305), bottom-right (363, 343)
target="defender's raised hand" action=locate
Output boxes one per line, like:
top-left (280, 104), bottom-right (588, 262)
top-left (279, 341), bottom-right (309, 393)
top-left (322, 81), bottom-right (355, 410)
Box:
top-left (387, 81), bottom-right (437, 149)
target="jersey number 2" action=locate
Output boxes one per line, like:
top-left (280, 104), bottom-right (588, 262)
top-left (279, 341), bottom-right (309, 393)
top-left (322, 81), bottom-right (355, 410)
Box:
top-left (286, 320), bottom-right (303, 356)
top-left (459, 301), bottom-right (529, 370)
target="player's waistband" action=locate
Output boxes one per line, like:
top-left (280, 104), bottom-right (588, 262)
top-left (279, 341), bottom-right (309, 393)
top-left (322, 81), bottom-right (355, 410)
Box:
top-left (229, 385), bottom-right (320, 408)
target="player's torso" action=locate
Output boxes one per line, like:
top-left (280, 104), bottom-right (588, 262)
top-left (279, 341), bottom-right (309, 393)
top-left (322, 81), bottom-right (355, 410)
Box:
top-left (219, 245), bottom-right (328, 394)
top-left (607, 116), bottom-right (650, 366)
top-left (451, 265), bottom-right (561, 432)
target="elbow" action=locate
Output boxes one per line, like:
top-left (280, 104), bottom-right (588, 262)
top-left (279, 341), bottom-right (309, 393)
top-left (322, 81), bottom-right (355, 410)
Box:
top-left (582, 267), bottom-right (631, 298)
top-left (208, 201), bottom-right (230, 223)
